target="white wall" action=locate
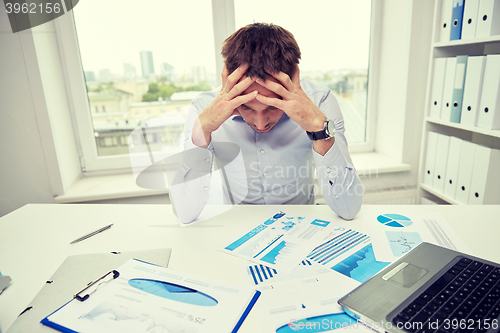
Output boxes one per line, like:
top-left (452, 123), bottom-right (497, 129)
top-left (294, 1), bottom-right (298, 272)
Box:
top-left (362, 0), bottom-right (433, 197)
top-left (0, 8), bottom-right (81, 217)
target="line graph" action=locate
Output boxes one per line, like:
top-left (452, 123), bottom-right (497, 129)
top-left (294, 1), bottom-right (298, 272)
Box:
top-left (385, 231), bottom-right (423, 256)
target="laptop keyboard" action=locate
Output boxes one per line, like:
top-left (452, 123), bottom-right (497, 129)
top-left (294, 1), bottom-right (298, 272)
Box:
top-left (392, 258), bottom-right (500, 333)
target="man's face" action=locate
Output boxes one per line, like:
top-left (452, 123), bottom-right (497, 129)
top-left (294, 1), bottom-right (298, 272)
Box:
top-left (236, 76), bottom-right (284, 133)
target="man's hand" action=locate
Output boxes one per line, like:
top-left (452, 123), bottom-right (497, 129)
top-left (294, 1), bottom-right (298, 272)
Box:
top-left (192, 64), bottom-right (257, 148)
top-left (255, 66), bottom-right (334, 156)
top-left (255, 65), bottom-right (326, 133)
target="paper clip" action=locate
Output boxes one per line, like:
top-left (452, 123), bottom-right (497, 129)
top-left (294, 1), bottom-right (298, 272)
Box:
top-left (75, 270), bottom-right (120, 301)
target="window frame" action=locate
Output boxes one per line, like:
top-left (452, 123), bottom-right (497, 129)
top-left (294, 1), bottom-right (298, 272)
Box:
top-left (55, 0), bottom-right (378, 174)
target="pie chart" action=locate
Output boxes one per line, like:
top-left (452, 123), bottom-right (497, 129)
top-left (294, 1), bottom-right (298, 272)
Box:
top-left (377, 214), bottom-right (413, 228)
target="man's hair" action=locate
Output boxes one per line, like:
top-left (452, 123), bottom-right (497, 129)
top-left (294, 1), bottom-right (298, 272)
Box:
top-left (221, 23), bottom-right (301, 80)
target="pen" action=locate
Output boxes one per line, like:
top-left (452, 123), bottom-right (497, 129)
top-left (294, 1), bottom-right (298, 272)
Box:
top-left (70, 224), bottom-right (113, 244)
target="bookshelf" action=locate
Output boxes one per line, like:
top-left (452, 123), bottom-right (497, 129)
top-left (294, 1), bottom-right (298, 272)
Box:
top-left (418, 0), bottom-right (500, 205)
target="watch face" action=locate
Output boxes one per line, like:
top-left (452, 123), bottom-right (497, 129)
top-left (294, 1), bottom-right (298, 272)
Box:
top-left (326, 120), bottom-right (336, 137)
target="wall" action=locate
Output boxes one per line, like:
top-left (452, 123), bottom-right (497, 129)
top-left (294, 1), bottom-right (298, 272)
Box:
top-left (0, 8), bottom-right (81, 217)
top-left (362, 0), bottom-right (434, 199)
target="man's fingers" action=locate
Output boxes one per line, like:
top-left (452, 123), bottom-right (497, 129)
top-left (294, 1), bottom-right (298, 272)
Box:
top-left (291, 64), bottom-right (300, 86)
top-left (221, 65), bottom-right (229, 87)
top-left (256, 78), bottom-right (291, 100)
top-left (230, 90), bottom-right (258, 108)
top-left (226, 76), bottom-right (255, 100)
top-left (265, 69), bottom-right (294, 92)
top-left (255, 94), bottom-right (286, 110)
top-left (224, 64), bottom-right (249, 93)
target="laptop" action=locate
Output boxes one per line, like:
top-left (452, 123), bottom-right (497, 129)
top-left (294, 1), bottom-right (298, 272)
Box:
top-left (338, 242), bottom-right (500, 333)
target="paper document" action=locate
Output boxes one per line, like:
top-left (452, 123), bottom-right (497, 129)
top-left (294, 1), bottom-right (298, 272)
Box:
top-left (240, 259), bottom-right (332, 286)
top-left (254, 271), bottom-right (369, 332)
top-left (305, 227), bottom-right (390, 283)
top-left (364, 211), bottom-right (470, 262)
top-left (42, 259), bottom-right (260, 333)
top-left (217, 211), bottom-right (339, 274)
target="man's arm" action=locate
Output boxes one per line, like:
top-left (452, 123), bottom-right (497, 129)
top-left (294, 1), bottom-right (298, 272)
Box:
top-left (170, 65), bottom-right (257, 224)
top-left (253, 67), bottom-right (363, 220)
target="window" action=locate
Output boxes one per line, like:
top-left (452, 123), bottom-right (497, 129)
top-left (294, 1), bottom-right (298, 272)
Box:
top-left (234, 0), bottom-right (371, 145)
top-left (61, 0), bottom-right (374, 172)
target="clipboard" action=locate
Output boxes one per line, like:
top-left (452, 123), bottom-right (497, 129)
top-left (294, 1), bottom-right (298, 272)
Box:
top-left (40, 258), bottom-right (260, 333)
top-left (7, 249), bottom-right (171, 333)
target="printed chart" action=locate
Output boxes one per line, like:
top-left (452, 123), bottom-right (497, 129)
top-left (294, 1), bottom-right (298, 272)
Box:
top-left (365, 210), bottom-right (470, 262)
top-left (331, 244), bottom-right (390, 283)
top-left (307, 228), bottom-right (370, 267)
top-left (128, 279), bottom-right (217, 306)
top-left (385, 231), bottom-right (423, 257)
top-left (219, 212), bottom-right (336, 274)
top-left (245, 260), bottom-right (313, 286)
top-left (376, 214), bottom-right (413, 228)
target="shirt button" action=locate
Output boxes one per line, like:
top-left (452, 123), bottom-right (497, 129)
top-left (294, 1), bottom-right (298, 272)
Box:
top-left (335, 195), bottom-right (339, 199)
top-left (204, 186), bottom-right (209, 191)
top-left (260, 149), bottom-right (265, 154)
top-left (326, 167), bottom-right (331, 173)
top-left (263, 172), bottom-right (268, 176)
top-left (205, 158), bottom-right (210, 163)
top-left (266, 191), bottom-right (270, 195)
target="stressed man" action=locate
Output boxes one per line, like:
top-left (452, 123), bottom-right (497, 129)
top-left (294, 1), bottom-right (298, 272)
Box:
top-left (170, 23), bottom-right (364, 224)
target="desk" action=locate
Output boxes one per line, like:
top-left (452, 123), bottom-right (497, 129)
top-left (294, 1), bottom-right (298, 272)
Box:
top-left (0, 204), bottom-right (499, 332)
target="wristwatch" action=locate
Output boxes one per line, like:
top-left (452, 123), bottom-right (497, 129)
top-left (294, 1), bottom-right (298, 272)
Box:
top-left (306, 119), bottom-right (335, 140)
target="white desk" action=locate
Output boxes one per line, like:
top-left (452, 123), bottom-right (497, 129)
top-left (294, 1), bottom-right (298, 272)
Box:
top-left (0, 204), bottom-right (499, 332)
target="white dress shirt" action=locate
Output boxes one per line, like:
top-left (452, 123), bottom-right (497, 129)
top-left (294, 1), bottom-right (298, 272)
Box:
top-left (170, 78), bottom-right (364, 223)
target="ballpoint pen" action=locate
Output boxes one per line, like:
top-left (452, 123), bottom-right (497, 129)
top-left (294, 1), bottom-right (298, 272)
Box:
top-left (70, 224), bottom-right (113, 244)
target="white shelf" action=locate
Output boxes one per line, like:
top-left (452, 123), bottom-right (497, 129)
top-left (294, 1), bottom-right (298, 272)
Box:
top-left (417, 1), bottom-right (500, 205)
top-left (434, 35), bottom-right (500, 48)
top-left (426, 117), bottom-right (500, 138)
top-left (420, 183), bottom-right (461, 205)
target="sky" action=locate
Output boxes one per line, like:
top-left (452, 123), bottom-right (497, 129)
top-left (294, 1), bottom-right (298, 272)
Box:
top-left (73, 0), bottom-right (371, 78)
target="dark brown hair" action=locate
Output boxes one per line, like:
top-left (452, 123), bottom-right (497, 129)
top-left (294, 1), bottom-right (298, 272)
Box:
top-left (221, 23), bottom-right (301, 80)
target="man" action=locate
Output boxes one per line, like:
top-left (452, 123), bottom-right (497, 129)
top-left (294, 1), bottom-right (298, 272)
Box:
top-left (170, 23), bottom-right (363, 224)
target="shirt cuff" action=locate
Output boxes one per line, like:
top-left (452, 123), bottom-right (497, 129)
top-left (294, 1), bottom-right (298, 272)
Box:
top-left (182, 136), bottom-right (214, 172)
top-left (313, 140), bottom-right (350, 179)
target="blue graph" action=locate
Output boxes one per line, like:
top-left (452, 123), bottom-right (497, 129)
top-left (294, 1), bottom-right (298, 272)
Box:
top-left (261, 241), bottom-right (287, 264)
top-left (385, 231), bottom-right (423, 256)
top-left (307, 229), bottom-right (369, 266)
top-left (128, 279), bottom-right (218, 306)
top-left (377, 214), bottom-right (413, 228)
top-left (248, 260), bottom-right (312, 285)
top-left (331, 244), bottom-right (390, 283)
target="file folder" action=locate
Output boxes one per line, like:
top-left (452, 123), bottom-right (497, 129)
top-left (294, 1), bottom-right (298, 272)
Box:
top-left (438, 0), bottom-right (454, 42)
top-left (461, 0), bottom-right (480, 39)
top-left (440, 57), bottom-right (457, 121)
top-left (432, 133), bottom-right (451, 193)
top-left (443, 136), bottom-right (463, 199)
top-left (429, 58), bottom-right (447, 118)
top-left (477, 54), bottom-right (500, 130)
top-left (461, 55), bottom-right (486, 126)
top-left (7, 249), bottom-right (172, 333)
top-left (468, 145), bottom-right (500, 204)
top-left (475, 0), bottom-right (500, 37)
top-left (450, 0), bottom-right (466, 40)
top-left (450, 55), bottom-right (468, 123)
top-left (455, 141), bottom-right (476, 204)
top-left (423, 132), bottom-right (439, 186)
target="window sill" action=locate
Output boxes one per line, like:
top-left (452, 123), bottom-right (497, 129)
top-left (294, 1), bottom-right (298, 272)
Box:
top-left (351, 151), bottom-right (411, 176)
top-left (55, 152), bottom-right (410, 204)
top-left (54, 173), bottom-right (168, 203)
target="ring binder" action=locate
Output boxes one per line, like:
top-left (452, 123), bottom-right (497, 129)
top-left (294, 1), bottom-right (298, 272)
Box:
top-left (75, 270), bottom-right (120, 302)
